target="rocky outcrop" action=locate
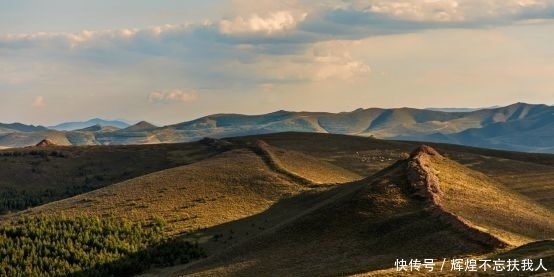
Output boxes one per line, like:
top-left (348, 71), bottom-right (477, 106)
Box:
top-left (407, 145), bottom-right (509, 249)
top-left (35, 139), bottom-right (56, 147)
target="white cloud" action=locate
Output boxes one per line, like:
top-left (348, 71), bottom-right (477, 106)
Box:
top-left (219, 11), bottom-right (308, 35)
top-left (348, 0), bottom-right (552, 23)
top-left (148, 89), bottom-right (199, 103)
top-left (366, 0), bottom-right (464, 22)
top-left (32, 96), bottom-right (45, 107)
top-left (0, 24), bottom-right (191, 50)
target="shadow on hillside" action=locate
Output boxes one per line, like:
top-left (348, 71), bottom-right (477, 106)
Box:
top-left (176, 182), bottom-right (365, 274)
top-left (176, 166), bottom-right (502, 277)
top-left (58, 183), bottom-right (356, 277)
top-left (65, 236), bottom-right (206, 277)
top-left (486, 240), bottom-right (554, 276)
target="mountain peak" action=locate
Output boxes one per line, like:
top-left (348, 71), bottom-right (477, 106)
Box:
top-left (35, 139), bottom-right (56, 147)
top-left (410, 145), bottom-right (442, 158)
top-left (122, 121), bottom-right (157, 131)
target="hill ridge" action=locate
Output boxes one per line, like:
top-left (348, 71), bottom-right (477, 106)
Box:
top-left (249, 140), bottom-right (314, 186)
top-left (407, 145), bottom-right (509, 248)
top-left (174, 145), bottom-right (526, 276)
top-left (122, 121), bottom-right (157, 131)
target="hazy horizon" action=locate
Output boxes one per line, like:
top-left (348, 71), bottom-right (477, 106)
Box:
top-left (2, 102), bottom-right (550, 127)
top-left (2, 1), bottom-right (554, 126)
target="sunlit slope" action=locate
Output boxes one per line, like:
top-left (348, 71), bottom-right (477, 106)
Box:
top-left (173, 146), bottom-right (554, 277)
top-left (252, 140), bottom-right (362, 184)
top-left (0, 130), bottom-right (72, 147)
top-left (420, 147), bottom-right (554, 245)
top-left (461, 157), bottom-right (554, 210)
top-left (236, 132), bottom-right (554, 209)
top-left (0, 142), bottom-right (219, 213)
top-left (23, 148), bottom-right (325, 234)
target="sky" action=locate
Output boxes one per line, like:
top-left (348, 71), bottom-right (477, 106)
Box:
top-left (1, 0), bottom-right (554, 126)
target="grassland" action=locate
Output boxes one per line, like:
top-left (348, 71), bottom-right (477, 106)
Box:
top-left (235, 132), bottom-right (554, 209)
top-left (19, 149), bottom-right (306, 235)
top-left (427, 152), bottom-right (554, 245)
top-left (0, 142), bottom-right (219, 213)
top-left (168, 143), bottom-right (553, 277)
top-left (0, 132), bottom-right (552, 277)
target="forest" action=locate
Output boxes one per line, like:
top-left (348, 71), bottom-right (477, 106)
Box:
top-left (0, 216), bottom-right (205, 277)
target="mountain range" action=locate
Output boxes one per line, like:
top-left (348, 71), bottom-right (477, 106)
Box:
top-left (1, 102), bottom-right (553, 153)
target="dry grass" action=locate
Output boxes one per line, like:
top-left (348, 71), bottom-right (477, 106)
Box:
top-left (235, 133), bottom-right (554, 210)
top-left (173, 148), bottom-right (552, 277)
top-left (165, 144), bottom-right (553, 277)
top-left (0, 133), bottom-right (552, 277)
top-left (14, 149), bottom-right (309, 235)
top-left (0, 142), bottom-right (219, 212)
top-left (429, 154), bottom-right (554, 245)
top-left (260, 143), bottom-right (362, 184)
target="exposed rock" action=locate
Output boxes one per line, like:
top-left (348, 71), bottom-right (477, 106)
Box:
top-left (406, 145), bottom-right (509, 249)
top-left (35, 139), bottom-right (56, 147)
top-left (410, 144), bottom-right (443, 158)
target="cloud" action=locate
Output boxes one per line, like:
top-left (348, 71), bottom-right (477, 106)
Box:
top-left (147, 89), bottom-right (199, 103)
top-left (364, 0), bottom-right (464, 22)
top-left (1, 0), bottom-right (553, 96)
top-left (219, 11), bottom-right (308, 35)
top-left (300, 0), bottom-right (554, 39)
top-left (1, 1), bottom-right (551, 51)
top-left (32, 96), bottom-right (45, 107)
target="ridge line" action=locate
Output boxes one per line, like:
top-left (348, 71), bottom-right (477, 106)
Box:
top-left (407, 146), bottom-right (510, 249)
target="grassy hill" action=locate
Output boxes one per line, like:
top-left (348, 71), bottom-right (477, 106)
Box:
top-left (0, 133), bottom-right (552, 277)
top-left (13, 140), bottom-right (360, 236)
top-left (248, 139), bottom-right (362, 185)
top-left (22, 149), bottom-right (308, 234)
top-left (238, 132), bottom-right (554, 210)
top-left (170, 145), bottom-right (553, 277)
top-left (0, 142), bottom-right (220, 213)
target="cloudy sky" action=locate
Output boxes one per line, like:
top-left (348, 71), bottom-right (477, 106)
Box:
top-left (1, 0), bottom-right (554, 125)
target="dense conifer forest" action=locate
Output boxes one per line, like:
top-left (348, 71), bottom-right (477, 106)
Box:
top-left (0, 216), bottom-right (205, 277)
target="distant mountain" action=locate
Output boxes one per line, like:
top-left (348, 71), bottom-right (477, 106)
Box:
top-left (120, 121), bottom-right (157, 132)
top-left (49, 118), bottom-right (130, 131)
top-left (75, 124), bottom-right (120, 132)
top-left (0, 130), bottom-right (72, 147)
top-left (0, 123), bottom-right (48, 133)
top-left (1, 103), bottom-right (554, 153)
top-left (425, 106), bottom-right (500, 112)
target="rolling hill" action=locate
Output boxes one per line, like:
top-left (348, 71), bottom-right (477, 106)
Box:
top-left (0, 141), bottom-right (222, 213)
top-left (0, 122), bottom-right (48, 133)
top-left (17, 140), bottom-right (361, 234)
top-left (167, 145), bottom-right (553, 277)
top-left (0, 133), bottom-right (552, 276)
top-left (1, 103), bottom-right (554, 153)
